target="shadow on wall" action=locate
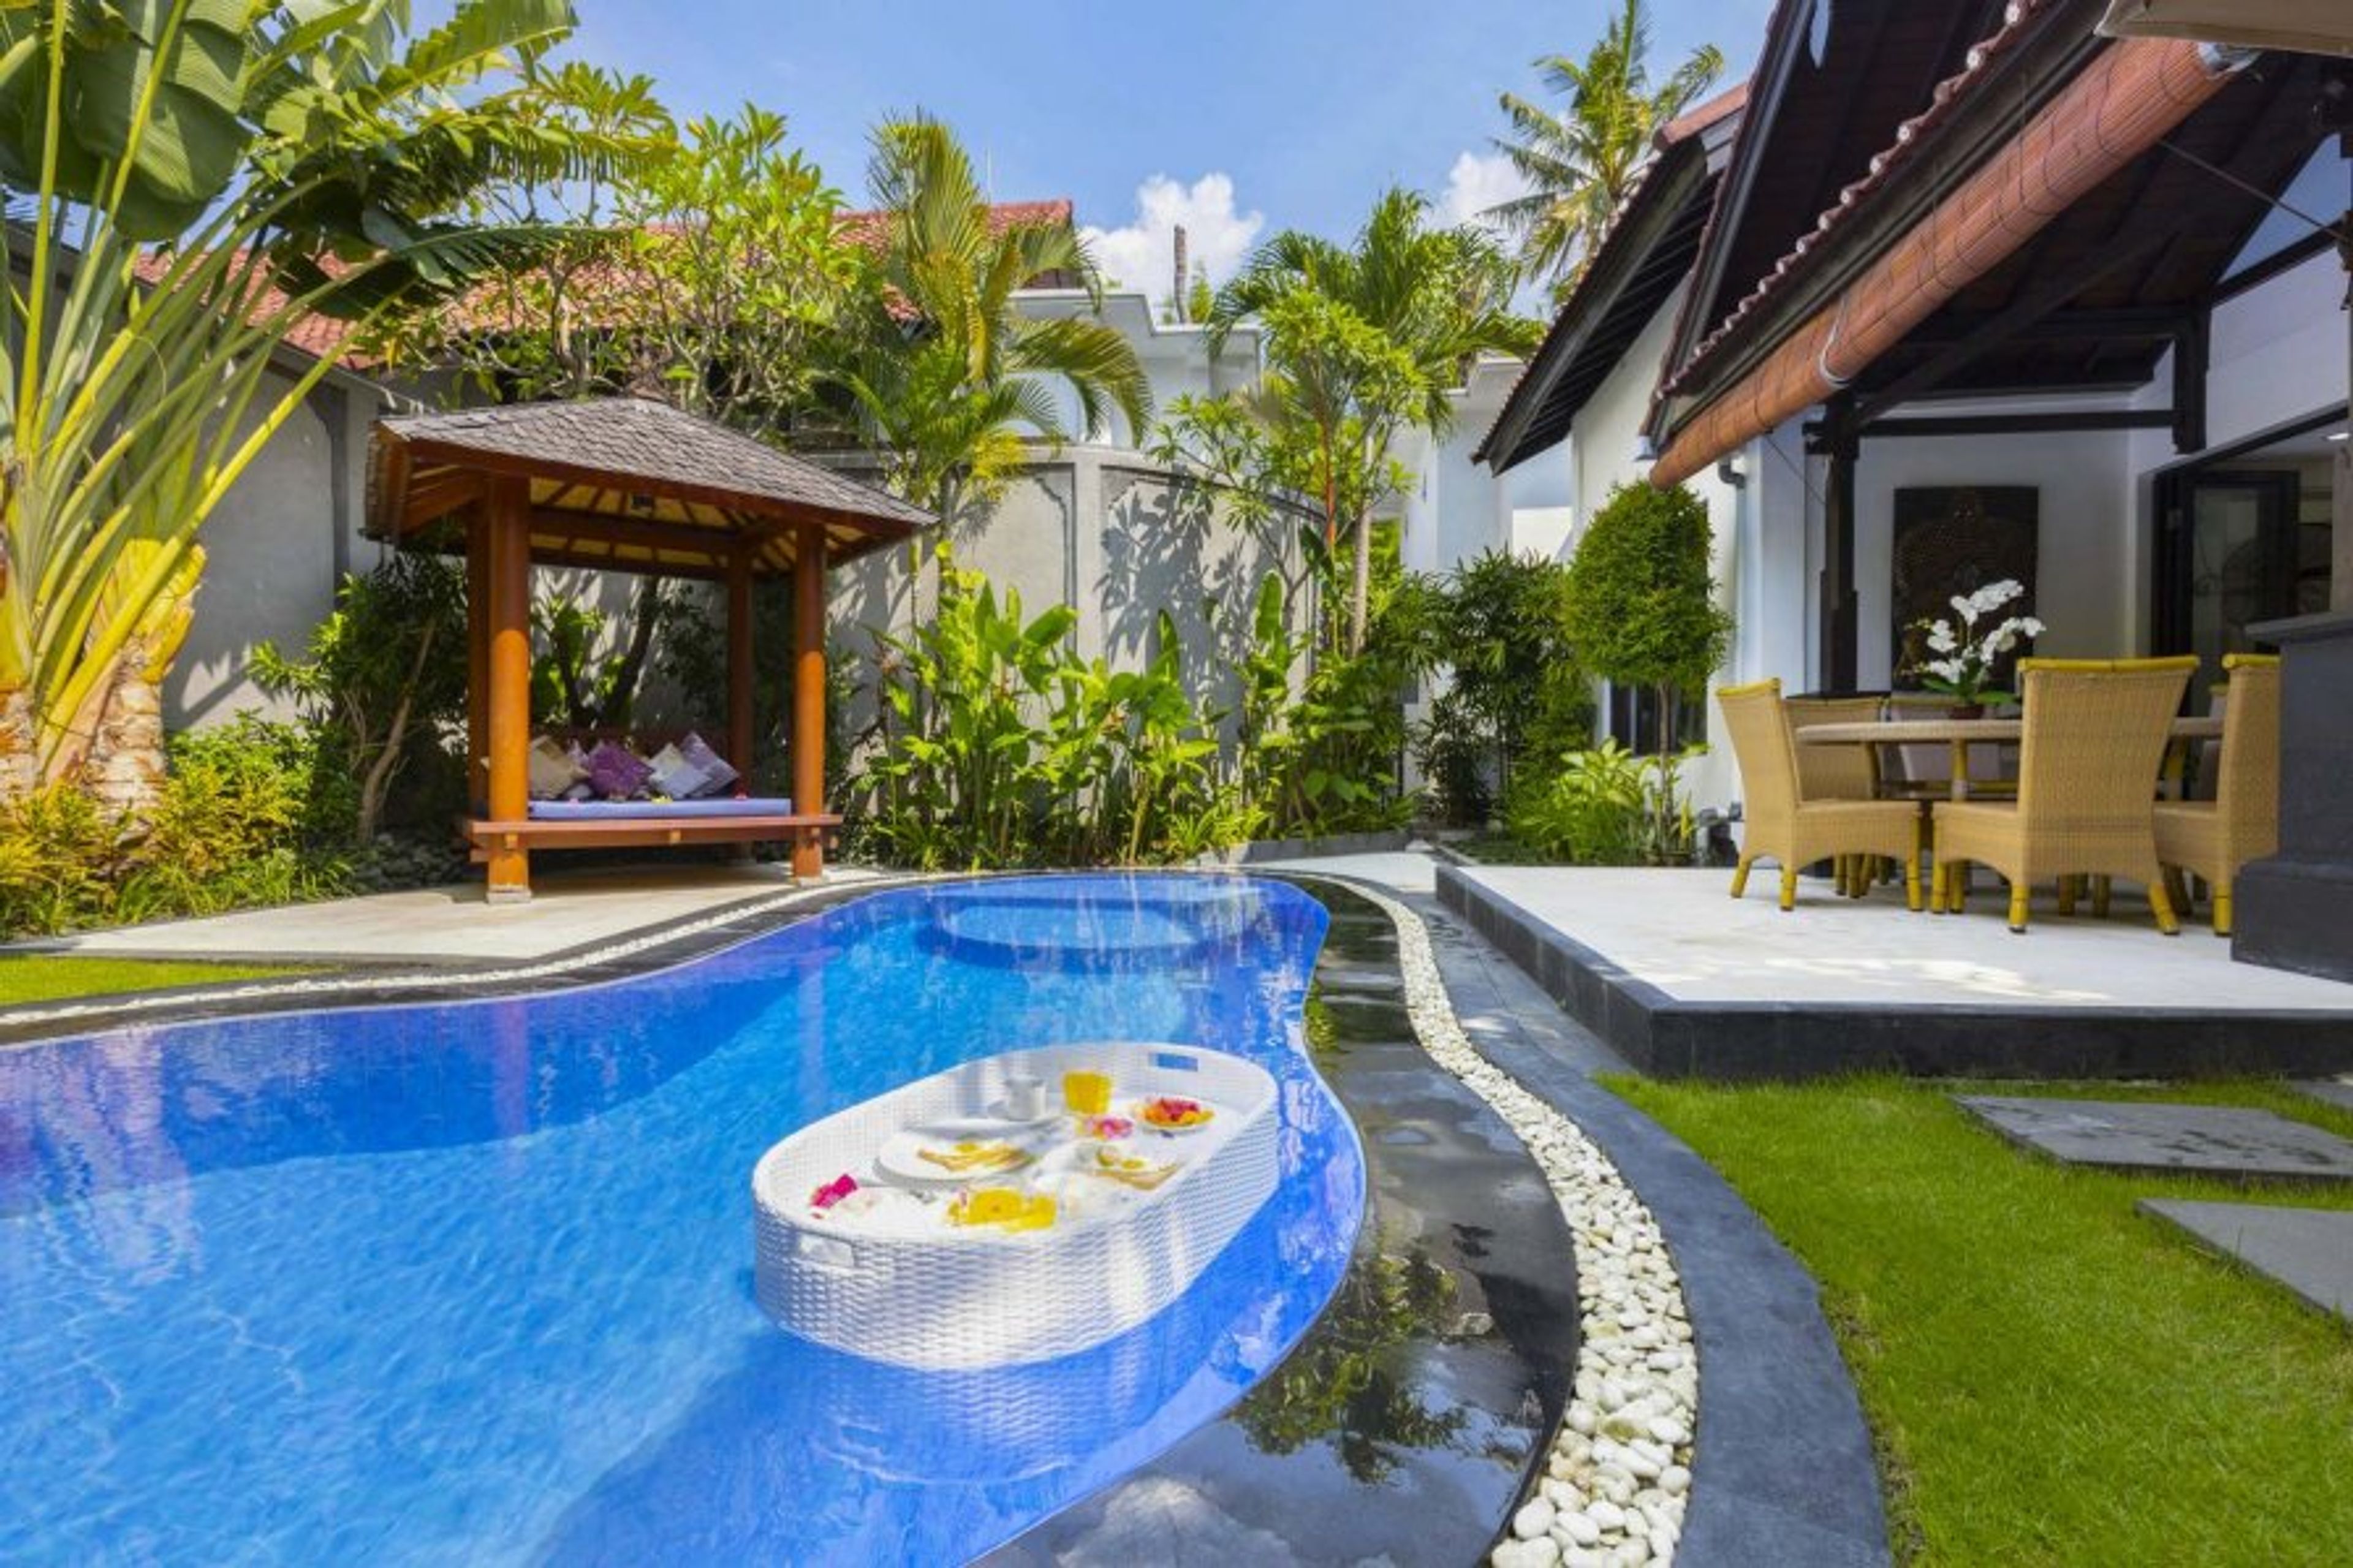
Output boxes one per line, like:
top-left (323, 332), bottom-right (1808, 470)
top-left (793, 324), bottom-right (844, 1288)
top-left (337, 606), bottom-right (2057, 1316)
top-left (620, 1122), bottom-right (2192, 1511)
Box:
top-left (824, 449), bottom-right (1320, 753)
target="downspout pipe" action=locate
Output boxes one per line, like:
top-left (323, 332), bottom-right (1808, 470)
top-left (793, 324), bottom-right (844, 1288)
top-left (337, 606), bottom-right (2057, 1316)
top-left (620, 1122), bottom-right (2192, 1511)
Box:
top-left (1651, 38), bottom-right (2249, 489)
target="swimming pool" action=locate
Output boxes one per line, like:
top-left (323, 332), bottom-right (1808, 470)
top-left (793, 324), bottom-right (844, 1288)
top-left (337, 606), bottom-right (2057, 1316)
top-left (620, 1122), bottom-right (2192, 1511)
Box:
top-left (0, 874), bottom-right (1362, 1564)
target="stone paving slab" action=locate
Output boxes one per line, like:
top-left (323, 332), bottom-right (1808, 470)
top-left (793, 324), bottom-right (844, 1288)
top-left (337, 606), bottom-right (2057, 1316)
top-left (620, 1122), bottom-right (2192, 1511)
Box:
top-left (2140, 1200), bottom-right (2353, 1319)
top-left (2295, 1078), bottom-right (2353, 1113)
top-left (1955, 1097), bottom-right (2353, 1184)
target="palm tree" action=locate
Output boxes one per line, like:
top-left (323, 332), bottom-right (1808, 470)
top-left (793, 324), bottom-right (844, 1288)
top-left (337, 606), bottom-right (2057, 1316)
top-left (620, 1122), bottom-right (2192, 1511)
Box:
top-left (1487, 0), bottom-right (1724, 302)
top-left (1210, 189), bottom-right (1539, 654)
top-left (841, 115), bottom-right (1151, 523)
top-left (0, 0), bottom-right (617, 805)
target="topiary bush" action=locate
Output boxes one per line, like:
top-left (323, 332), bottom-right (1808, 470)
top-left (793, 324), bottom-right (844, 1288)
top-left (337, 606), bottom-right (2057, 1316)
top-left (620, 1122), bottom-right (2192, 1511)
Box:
top-left (1563, 483), bottom-right (1732, 752)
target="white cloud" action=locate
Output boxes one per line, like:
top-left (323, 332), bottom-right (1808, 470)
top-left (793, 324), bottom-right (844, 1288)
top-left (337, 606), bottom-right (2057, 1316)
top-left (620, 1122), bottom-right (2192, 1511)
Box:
top-left (1081, 173), bottom-right (1265, 301)
top-left (1438, 149), bottom-right (1531, 237)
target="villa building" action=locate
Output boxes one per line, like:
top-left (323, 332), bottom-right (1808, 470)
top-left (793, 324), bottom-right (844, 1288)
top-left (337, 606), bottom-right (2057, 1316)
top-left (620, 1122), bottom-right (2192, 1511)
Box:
top-left (1478, 0), bottom-right (2350, 820)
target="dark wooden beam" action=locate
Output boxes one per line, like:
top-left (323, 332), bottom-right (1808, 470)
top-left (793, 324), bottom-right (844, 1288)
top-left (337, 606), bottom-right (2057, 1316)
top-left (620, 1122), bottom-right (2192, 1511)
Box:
top-left (1818, 394), bottom-right (1860, 693)
top-left (1857, 410), bottom-right (2175, 439)
top-left (1895, 307), bottom-right (2191, 352)
top-left (1849, 229), bottom-right (2177, 423)
top-left (2172, 311), bottom-right (2210, 454)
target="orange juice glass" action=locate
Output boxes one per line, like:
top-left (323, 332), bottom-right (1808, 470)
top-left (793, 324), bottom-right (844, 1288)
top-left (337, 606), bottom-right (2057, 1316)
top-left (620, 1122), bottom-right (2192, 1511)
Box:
top-left (1063, 1070), bottom-right (1112, 1117)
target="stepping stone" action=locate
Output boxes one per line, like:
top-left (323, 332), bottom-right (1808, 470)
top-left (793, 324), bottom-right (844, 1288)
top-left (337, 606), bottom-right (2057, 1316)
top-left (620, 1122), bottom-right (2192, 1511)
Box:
top-left (2295, 1078), bottom-right (2353, 1113)
top-left (1955, 1096), bottom-right (2353, 1184)
top-left (2139, 1200), bottom-right (2353, 1319)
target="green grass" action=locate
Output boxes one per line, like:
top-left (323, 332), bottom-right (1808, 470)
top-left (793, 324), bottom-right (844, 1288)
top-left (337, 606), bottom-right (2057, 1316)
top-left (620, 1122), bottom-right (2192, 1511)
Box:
top-left (1608, 1074), bottom-right (2353, 1566)
top-left (0, 955), bottom-right (317, 1007)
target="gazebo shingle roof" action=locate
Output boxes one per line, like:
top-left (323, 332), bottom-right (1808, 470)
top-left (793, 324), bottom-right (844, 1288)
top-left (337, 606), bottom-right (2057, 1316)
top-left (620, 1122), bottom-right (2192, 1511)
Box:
top-left (368, 397), bottom-right (933, 579)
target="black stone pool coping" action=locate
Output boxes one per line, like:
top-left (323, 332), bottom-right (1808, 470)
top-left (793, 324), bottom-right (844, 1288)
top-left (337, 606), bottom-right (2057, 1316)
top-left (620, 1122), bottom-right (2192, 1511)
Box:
top-left (1438, 862), bottom-right (2353, 1083)
top-left (0, 865), bottom-right (1895, 1568)
top-left (1319, 872), bottom-right (1893, 1568)
top-left (983, 878), bottom-right (1581, 1566)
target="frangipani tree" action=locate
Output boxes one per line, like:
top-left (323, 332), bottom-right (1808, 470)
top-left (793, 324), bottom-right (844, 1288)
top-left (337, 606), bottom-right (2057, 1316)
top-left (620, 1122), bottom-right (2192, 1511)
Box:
top-left (0, 0), bottom-right (610, 803)
top-left (1209, 189), bottom-right (1537, 654)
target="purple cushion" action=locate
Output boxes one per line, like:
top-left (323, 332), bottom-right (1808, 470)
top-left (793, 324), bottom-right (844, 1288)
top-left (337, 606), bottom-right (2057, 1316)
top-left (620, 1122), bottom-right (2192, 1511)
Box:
top-left (526, 797), bottom-right (794, 821)
top-left (582, 740), bottom-right (653, 800)
top-left (676, 732), bottom-right (741, 798)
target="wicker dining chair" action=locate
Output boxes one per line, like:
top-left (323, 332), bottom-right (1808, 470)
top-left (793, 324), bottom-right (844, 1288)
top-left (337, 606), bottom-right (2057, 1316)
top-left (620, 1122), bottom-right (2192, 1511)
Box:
top-left (2154, 654), bottom-right (2280, 937)
top-left (1786, 694), bottom-right (1892, 896)
top-left (1719, 680), bottom-right (1924, 912)
top-left (1930, 656), bottom-right (2198, 934)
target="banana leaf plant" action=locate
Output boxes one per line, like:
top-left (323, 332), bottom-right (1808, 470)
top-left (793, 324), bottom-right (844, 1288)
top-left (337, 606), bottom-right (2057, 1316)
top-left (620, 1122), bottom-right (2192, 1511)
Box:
top-left (0, 0), bottom-right (608, 797)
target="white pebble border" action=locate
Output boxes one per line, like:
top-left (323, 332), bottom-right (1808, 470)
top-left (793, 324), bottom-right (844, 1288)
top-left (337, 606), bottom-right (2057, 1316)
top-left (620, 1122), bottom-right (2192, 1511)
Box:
top-left (1332, 880), bottom-right (1698, 1568)
top-left (0, 873), bottom-right (936, 1043)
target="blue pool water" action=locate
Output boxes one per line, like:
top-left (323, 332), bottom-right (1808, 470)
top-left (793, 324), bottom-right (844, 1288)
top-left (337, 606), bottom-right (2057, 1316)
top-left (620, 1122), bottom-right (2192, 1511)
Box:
top-left (0, 875), bottom-right (1360, 1565)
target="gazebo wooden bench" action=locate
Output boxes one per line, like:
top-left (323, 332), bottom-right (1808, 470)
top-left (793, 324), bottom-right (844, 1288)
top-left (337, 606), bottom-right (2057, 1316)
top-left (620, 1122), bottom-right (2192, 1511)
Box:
top-left (366, 398), bottom-right (933, 901)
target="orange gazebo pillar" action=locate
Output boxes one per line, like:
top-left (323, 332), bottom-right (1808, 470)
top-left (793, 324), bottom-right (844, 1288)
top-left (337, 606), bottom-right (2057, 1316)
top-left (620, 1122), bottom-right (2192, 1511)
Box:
top-left (791, 524), bottom-right (827, 880)
top-left (483, 474), bottom-right (534, 902)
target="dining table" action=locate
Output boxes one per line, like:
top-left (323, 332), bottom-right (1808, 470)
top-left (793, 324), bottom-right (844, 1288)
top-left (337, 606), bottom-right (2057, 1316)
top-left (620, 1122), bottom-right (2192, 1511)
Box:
top-left (1795, 715), bottom-right (2224, 801)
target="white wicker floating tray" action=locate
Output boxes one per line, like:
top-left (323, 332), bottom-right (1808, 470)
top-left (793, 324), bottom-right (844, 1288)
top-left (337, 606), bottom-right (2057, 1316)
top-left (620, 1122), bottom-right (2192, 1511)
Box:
top-left (752, 1042), bottom-right (1279, 1369)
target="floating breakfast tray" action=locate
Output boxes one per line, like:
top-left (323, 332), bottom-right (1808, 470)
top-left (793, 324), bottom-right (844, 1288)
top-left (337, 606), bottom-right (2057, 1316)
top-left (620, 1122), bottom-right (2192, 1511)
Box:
top-left (752, 1042), bottom-right (1279, 1369)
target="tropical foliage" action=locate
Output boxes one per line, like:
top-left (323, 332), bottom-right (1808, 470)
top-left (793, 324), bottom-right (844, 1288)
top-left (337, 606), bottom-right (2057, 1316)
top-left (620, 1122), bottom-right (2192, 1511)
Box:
top-left (839, 115), bottom-right (1151, 521)
top-left (1203, 189), bottom-right (1537, 653)
top-left (857, 553), bottom-right (1256, 868)
top-left (1563, 483), bottom-right (1732, 753)
top-left (1506, 737), bottom-right (1697, 866)
top-left (1487, 0), bottom-right (1724, 300)
top-left (252, 555), bottom-right (471, 844)
top-left (0, 0), bottom-right (620, 801)
top-left (1414, 548), bottom-right (1594, 825)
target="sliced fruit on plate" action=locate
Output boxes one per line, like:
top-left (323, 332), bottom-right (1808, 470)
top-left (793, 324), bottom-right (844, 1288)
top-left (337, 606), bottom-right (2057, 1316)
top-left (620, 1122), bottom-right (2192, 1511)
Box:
top-left (1137, 1096), bottom-right (1214, 1131)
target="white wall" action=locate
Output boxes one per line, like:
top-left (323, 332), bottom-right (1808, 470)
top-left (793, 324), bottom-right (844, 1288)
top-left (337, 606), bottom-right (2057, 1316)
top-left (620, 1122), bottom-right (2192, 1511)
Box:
top-left (1012, 289), bottom-right (1259, 449)
top-left (1849, 422), bottom-right (2135, 680)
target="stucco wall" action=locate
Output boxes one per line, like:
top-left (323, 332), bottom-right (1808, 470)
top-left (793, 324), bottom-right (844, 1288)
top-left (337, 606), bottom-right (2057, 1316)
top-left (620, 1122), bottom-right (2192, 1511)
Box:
top-left (828, 445), bottom-right (1317, 751)
top-left (166, 371), bottom-right (392, 730)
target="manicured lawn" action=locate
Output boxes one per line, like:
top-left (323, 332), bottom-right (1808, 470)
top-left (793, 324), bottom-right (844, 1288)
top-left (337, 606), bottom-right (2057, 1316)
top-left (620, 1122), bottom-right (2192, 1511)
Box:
top-left (1609, 1074), bottom-right (2353, 1566)
top-left (0, 955), bottom-right (316, 1007)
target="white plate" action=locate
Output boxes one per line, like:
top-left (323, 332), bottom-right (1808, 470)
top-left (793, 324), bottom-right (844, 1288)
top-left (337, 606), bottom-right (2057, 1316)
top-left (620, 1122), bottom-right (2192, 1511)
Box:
top-left (876, 1121), bottom-right (1052, 1187)
top-left (1130, 1099), bottom-right (1218, 1137)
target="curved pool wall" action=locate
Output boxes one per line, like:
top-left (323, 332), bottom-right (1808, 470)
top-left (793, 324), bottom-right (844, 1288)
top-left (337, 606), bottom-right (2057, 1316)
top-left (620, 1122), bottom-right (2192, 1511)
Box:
top-left (0, 874), bottom-right (1363, 1566)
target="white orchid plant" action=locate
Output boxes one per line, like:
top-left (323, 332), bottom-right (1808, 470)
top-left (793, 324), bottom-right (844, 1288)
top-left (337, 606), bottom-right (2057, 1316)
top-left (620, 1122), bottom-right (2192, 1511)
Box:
top-left (1906, 579), bottom-right (2045, 705)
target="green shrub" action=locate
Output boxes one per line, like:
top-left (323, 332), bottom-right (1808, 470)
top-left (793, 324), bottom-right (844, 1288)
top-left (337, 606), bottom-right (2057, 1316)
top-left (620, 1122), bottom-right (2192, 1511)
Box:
top-left (0, 719), bottom-right (367, 939)
top-left (1506, 739), bottom-right (1698, 865)
top-left (0, 787), bottom-right (127, 936)
top-left (116, 720), bottom-right (352, 921)
top-left (1413, 547), bottom-right (1594, 825)
top-left (1563, 484), bottom-right (1731, 751)
top-left (857, 553), bottom-right (1259, 869)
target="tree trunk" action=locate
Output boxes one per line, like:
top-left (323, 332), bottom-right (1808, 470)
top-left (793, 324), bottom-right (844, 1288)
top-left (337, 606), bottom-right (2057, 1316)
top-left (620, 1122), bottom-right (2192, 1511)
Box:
top-left (79, 642), bottom-right (168, 822)
top-left (0, 689), bottom-right (34, 808)
top-left (1347, 511), bottom-right (1373, 657)
top-left (1655, 682), bottom-right (1677, 755)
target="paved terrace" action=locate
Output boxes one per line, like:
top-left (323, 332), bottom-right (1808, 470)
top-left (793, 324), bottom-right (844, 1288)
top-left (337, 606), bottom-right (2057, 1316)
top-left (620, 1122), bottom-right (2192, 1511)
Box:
top-left (1439, 865), bottom-right (2353, 1080)
top-left (39, 866), bottom-right (885, 968)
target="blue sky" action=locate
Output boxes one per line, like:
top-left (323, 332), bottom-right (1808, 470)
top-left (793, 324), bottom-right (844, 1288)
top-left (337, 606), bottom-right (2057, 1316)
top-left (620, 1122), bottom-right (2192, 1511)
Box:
top-left (554, 0), bottom-right (1771, 292)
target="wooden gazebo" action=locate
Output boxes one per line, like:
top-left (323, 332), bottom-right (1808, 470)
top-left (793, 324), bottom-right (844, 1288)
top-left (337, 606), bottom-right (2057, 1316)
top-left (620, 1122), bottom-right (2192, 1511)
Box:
top-left (366, 398), bottom-right (933, 901)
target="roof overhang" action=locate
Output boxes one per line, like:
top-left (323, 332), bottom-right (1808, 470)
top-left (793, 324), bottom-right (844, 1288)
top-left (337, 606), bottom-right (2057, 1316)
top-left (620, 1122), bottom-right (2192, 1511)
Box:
top-left (1646, 21), bottom-right (2308, 487)
top-left (368, 400), bottom-right (934, 580)
top-left (1476, 94), bottom-right (1743, 473)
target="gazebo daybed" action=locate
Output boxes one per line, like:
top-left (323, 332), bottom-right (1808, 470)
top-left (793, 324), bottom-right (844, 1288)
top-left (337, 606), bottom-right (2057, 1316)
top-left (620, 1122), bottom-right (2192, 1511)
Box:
top-left (365, 398), bottom-right (933, 901)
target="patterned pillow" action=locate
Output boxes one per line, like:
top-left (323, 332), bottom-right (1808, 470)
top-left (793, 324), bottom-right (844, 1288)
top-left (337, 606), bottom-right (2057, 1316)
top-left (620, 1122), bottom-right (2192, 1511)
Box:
top-left (675, 732), bottom-right (741, 798)
top-left (643, 743), bottom-right (712, 802)
top-left (527, 736), bottom-right (586, 799)
top-left (582, 740), bottom-right (654, 800)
